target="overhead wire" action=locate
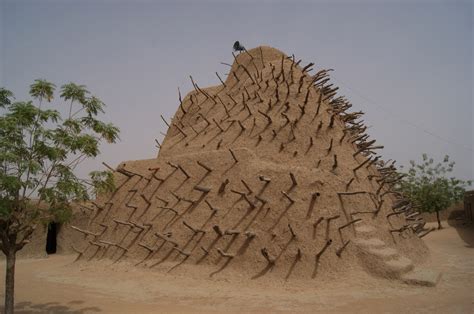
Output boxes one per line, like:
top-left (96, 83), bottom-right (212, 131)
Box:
top-left (330, 75), bottom-right (473, 153)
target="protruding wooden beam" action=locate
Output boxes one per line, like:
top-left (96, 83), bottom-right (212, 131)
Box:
top-left (160, 115), bottom-right (170, 128)
top-left (313, 217), bottom-right (324, 229)
top-left (173, 123), bottom-right (188, 137)
top-left (327, 138), bottom-right (333, 154)
top-left (281, 191), bottom-right (295, 204)
top-left (229, 148), bottom-right (238, 163)
top-left (258, 175), bottom-right (271, 183)
top-left (261, 247), bottom-right (275, 265)
top-left (197, 161), bottom-right (212, 172)
top-left (289, 172), bottom-right (297, 188)
top-left (288, 224), bottom-right (296, 239)
top-left (316, 239), bottom-right (332, 259)
top-left (102, 162), bottom-right (115, 172)
top-left (218, 179), bottom-right (230, 194)
top-left (215, 72), bottom-right (226, 87)
top-left (217, 248), bottom-right (235, 258)
top-left (332, 154), bottom-right (338, 171)
top-left (173, 246), bottom-right (191, 257)
top-left (178, 164), bottom-right (190, 178)
top-left (194, 185), bottom-right (211, 193)
top-left (336, 240), bottom-right (350, 257)
top-left (213, 118), bottom-right (224, 133)
top-left (338, 191), bottom-right (367, 196)
top-left (213, 225), bottom-right (224, 237)
top-left (241, 179), bottom-right (253, 195)
top-left (345, 178), bottom-right (354, 191)
top-left (70, 226), bottom-right (100, 237)
top-left (338, 219), bottom-right (362, 232)
top-left (353, 157), bottom-right (371, 174)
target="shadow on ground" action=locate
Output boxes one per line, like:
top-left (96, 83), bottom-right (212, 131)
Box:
top-left (448, 217), bottom-right (474, 248)
top-left (0, 300), bottom-right (101, 313)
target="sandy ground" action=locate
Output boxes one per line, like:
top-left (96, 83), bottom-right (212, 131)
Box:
top-left (0, 221), bottom-right (472, 313)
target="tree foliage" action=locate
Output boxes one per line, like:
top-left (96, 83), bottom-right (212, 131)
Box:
top-left (0, 80), bottom-right (119, 313)
top-left (398, 154), bottom-right (471, 225)
top-left (0, 80), bottom-right (119, 240)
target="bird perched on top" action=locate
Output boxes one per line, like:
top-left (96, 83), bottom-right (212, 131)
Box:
top-left (233, 41), bottom-right (245, 53)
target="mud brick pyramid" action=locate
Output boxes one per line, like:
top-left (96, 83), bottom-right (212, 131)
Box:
top-left (72, 46), bottom-right (437, 284)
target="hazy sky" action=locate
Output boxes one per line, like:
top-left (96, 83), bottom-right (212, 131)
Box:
top-left (1, 0), bottom-right (473, 182)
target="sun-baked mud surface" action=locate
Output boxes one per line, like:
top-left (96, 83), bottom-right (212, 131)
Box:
top-left (69, 46), bottom-right (428, 283)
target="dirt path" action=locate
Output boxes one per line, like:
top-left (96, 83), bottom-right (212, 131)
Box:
top-left (0, 222), bottom-right (472, 313)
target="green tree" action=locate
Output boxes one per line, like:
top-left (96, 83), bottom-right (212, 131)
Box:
top-left (0, 80), bottom-right (119, 314)
top-left (398, 154), bottom-right (471, 230)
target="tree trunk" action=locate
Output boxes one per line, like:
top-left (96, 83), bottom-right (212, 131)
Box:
top-left (4, 249), bottom-right (16, 314)
top-left (436, 210), bottom-right (443, 230)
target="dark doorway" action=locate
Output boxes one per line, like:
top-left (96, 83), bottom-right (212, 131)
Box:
top-left (46, 223), bottom-right (58, 254)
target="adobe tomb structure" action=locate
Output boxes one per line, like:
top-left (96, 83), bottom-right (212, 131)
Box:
top-left (70, 46), bottom-right (438, 285)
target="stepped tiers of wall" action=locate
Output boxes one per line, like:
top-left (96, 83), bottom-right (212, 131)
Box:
top-left (71, 46), bottom-right (436, 284)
